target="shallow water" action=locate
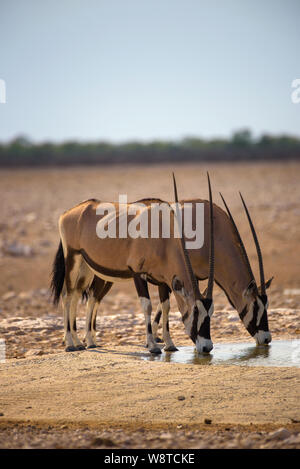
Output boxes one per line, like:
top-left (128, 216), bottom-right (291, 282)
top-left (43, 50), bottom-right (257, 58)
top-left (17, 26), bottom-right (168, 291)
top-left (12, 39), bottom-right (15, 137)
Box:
top-left (143, 339), bottom-right (300, 367)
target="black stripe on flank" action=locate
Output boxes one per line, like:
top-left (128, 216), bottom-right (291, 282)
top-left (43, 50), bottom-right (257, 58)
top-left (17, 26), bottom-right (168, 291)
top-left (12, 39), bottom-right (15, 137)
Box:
top-left (80, 249), bottom-right (132, 279)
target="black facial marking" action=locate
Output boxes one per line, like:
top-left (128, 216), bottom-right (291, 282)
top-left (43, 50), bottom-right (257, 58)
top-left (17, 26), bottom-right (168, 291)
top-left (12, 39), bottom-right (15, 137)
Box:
top-left (258, 310), bottom-right (269, 331)
top-left (190, 306), bottom-right (199, 343)
top-left (201, 298), bottom-right (212, 312)
top-left (246, 301), bottom-right (259, 336)
top-left (239, 306), bottom-right (248, 321)
top-left (257, 295), bottom-right (269, 331)
top-left (198, 315), bottom-right (211, 341)
top-left (260, 294), bottom-right (268, 306)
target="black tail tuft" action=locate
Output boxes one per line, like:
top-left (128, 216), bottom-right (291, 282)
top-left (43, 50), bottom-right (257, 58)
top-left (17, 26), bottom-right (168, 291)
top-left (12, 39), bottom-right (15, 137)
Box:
top-left (50, 241), bottom-right (65, 305)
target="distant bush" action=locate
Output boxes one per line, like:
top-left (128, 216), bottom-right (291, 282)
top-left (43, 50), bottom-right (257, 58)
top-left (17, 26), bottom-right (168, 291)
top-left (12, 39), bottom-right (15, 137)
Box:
top-left (1, 129), bottom-right (300, 167)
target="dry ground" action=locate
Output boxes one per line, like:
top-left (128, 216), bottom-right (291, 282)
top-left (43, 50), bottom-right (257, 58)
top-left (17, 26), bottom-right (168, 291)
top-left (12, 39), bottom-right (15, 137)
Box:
top-left (0, 162), bottom-right (300, 449)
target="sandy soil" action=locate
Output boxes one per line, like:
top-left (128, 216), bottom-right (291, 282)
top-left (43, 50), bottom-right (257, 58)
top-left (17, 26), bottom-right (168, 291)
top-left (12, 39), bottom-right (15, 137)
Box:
top-left (0, 162), bottom-right (300, 449)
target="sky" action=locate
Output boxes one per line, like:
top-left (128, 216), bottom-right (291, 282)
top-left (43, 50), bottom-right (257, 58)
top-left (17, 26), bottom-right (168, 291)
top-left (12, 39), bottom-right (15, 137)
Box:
top-left (0, 0), bottom-right (300, 143)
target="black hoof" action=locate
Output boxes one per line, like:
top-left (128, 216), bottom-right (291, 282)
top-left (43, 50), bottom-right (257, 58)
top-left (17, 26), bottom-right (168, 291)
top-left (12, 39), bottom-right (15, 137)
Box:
top-left (87, 344), bottom-right (97, 349)
top-left (164, 346), bottom-right (178, 352)
top-left (76, 344), bottom-right (86, 351)
top-left (155, 337), bottom-right (164, 343)
top-left (65, 346), bottom-right (77, 352)
top-left (149, 347), bottom-right (162, 354)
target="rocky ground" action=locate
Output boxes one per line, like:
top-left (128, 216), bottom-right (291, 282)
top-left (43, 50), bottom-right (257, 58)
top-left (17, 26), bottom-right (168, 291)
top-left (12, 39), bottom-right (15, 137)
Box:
top-left (1, 423), bottom-right (300, 449)
top-left (0, 286), bottom-right (299, 360)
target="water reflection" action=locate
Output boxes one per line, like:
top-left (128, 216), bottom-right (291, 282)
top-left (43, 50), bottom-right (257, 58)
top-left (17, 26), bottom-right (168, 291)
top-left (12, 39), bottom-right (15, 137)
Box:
top-left (144, 340), bottom-right (300, 368)
top-left (231, 344), bottom-right (270, 362)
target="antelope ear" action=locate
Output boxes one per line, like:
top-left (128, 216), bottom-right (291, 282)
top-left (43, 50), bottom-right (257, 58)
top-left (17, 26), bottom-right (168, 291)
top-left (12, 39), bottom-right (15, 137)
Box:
top-left (258, 276), bottom-right (274, 294)
top-left (243, 279), bottom-right (258, 300)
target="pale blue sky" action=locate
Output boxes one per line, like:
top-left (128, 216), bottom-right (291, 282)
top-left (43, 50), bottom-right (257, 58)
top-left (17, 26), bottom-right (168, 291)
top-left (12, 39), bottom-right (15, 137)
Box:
top-left (0, 0), bottom-right (299, 143)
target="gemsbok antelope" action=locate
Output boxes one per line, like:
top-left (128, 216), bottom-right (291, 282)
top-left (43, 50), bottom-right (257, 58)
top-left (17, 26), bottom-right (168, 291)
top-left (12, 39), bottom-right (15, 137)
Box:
top-left (151, 191), bottom-right (273, 347)
top-left (50, 174), bottom-right (215, 354)
top-left (84, 186), bottom-right (272, 350)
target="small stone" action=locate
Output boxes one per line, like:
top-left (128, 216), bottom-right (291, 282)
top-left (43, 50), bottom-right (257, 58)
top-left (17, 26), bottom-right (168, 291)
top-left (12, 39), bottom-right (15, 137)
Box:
top-left (91, 437), bottom-right (114, 447)
top-left (177, 395), bottom-right (185, 401)
top-left (267, 428), bottom-right (291, 441)
top-left (18, 291), bottom-right (32, 300)
top-left (2, 291), bottom-right (16, 301)
top-left (0, 412), bottom-right (4, 416)
top-left (24, 212), bottom-right (37, 223)
top-left (2, 241), bottom-right (34, 257)
top-left (160, 432), bottom-right (173, 440)
top-left (25, 349), bottom-right (44, 358)
top-left (204, 418), bottom-right (212, 425)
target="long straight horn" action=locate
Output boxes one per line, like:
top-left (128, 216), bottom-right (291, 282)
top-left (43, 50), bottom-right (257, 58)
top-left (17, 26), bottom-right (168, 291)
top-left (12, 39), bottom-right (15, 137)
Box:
top-left (219, 192), bottom-right (255, 283)
top-left (172, 173), bottom-right (201, 300)
top-left (239, 192), bottom-right (266, 296)
top-left (206, 172), bottom-right (214, 299)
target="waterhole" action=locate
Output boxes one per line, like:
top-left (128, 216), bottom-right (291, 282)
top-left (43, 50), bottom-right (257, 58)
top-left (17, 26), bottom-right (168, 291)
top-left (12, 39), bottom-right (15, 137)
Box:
top-left (143, 339), bottom-right (300, 367)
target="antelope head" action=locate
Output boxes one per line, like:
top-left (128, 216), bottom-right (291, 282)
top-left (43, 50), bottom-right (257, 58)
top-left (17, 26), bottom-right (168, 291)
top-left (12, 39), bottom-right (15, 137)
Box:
top-left (220, 192), bottom-right (273, 346)
top-left (172, 173), bottom-right (214, 353)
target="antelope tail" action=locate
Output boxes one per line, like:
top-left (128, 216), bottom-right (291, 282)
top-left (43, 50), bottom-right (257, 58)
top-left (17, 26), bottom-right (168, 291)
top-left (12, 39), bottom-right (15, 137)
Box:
top-left (50, 240), bottom-right (65, 305)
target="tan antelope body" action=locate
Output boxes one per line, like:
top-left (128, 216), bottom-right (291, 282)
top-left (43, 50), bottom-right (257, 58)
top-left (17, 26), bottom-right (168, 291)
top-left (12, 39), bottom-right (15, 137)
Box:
top-left (51, 176), bottom-right (215, 354)
top-left (86, 195), bottom-right (273, 348)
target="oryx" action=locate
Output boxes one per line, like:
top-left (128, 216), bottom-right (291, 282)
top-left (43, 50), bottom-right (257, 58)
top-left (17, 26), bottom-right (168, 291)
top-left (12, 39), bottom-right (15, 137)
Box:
top-left (151, 191), bottom-right (273, 347)
top-left (83, 185), bottom-right (272, 349)
top-left (50, 174), bottom-right (215, 354)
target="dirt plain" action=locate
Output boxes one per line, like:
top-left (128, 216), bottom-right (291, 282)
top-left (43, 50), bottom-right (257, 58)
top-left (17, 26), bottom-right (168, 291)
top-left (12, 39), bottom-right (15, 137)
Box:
top-left (0, 162), bottom-right (300, 449)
